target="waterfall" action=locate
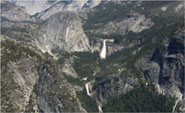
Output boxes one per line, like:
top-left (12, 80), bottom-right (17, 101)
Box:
top-left (100, 40), bottom-right (107, 59)
top-left (85, 82), bottom-right (92, 96)
top-left (100, 39), bottom-right (114, 59)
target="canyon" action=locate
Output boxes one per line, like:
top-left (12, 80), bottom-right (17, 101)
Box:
top-left (1, 1), bottom-right (185, 113)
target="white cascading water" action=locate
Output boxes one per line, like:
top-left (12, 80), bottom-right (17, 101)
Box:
top-left (85, 39), bottom-right (114, 113)
top-left (100, 39), bottom-right (114, 59)
top-left (100, 40), bottom-right (107, 59)
top-left (98, 105), bottom-right (103, 113)
top-left (85, 82), bottom-right (92, 96)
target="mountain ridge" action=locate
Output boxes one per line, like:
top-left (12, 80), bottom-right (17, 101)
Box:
top-left (1, 1), bottom-right (185, 112)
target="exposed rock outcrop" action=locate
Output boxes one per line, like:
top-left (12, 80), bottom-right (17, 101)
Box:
top-left (1, 37), bottom-right (86, 113)
top-left (93, 76), bottom-right (138, 105)
top-left (1, 58), bottom-right (38, 112)
top-left (62, 57), bottom-right (78, 78)
top-left (1, 2), bottom-right (39, 22)
top-left (35, 11), bottom-right (90, 54)
top-left (93, 12), bottom-right (154, 35)
top-left (37, 0), bottom-right (102, 20)
top-left (36, 61), bottom-right (85, 113)
top-left (1, 1), bottom-right (184, 112)
top-left (136, 30), bottom-right (185, 111)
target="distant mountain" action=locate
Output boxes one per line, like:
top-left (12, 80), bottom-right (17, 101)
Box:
top-left (36, 0), bottom-right (101, 20)
top-left (5, 0), bottom-right (60, 15)
top-left (1, 2), bottom-right (41, 22)
top-left (1, 1), bottom-right (185, 113)
top-left (6, 0), bottom-right (101, 20)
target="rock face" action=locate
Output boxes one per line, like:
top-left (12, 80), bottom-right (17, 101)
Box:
top-left (136, 30), bottom-right (185, 110)
top-left (11, 0), bottom-right (101, 20)
top-left (95, 12), bottom-right (154, 35)
top-left (136, 58), bottom-right (160, 84)
top-left (1, 1), bottom-right (185, 113)
top-left (62, 57), bottom-right (78, 78)
top-left (14, 0), bottom-right (58, 15)
top-left (1, 58), bottom-right (38, 112)
top-left (1, 37), bottom-right (86, 113)
top-left (35, 61), bottom-right (85, 113)
top-left (1, 2), bottom-right (39, 22)
top-left (35, 11), bottom-right (90, 54)
top-left (151, 31), bottom-right (184, 97)
top-left (36, 0), bottom-right (102, 20)
top-left (93, 76), bottom-right (138, 105)
top-left (1, 3), bottom-right (90, 55)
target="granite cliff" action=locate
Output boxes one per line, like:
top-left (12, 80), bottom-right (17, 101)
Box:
top-left (1, 1), bottom-right (184, 113)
